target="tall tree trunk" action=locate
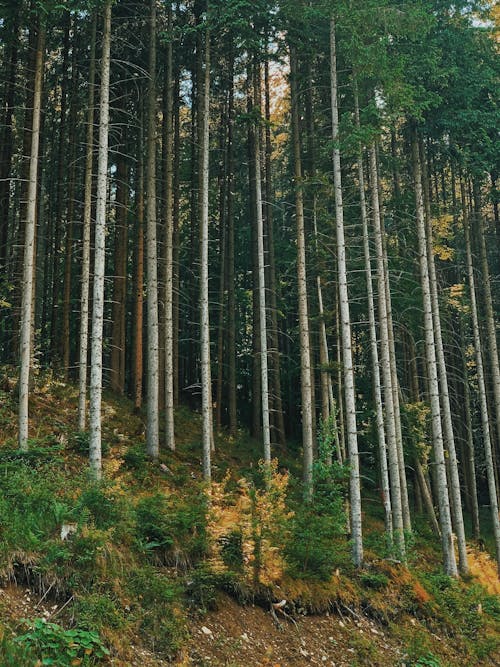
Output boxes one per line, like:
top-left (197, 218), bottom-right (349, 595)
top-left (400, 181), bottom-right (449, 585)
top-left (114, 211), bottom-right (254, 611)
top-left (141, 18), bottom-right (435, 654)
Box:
top-left (473, 180), bottom-right (500, 455)
top-left (330, 19), bottom-right (363, 566)
top-left (264, 55), bottom-right (286, 448)
top-left (368, 144), bottom-right (405, 558)
top-left (290, 46), bottom-right (314, 494)
top-left (419, 142), bottom-right (468, 574)
top-left (199, 8), bottom-right (212, 480)
top-left (164, 5), bottom-right (175, 451)
top-left (353, 86), bottom-right (392, 543)
top-left (252, 63), bottom-right (271, 463)
top-left (18, 21), bottom-right (45, 450)
top-left (463, 179), bottom-right (500, 572)
top-left (146, 0), bottom-right (160, 459)
top-left (78, 14), bottom-right (97, 431)
top-left (227, 47), bottom-right (237, 437)
top-left (411, 130), bottom-right (457, 577)
top-left (110, 157), bottom-right (128, 395)
top-left (133, 115), bottom-right (145, 412)
top-left (89, 1), bottom-right (112, 478)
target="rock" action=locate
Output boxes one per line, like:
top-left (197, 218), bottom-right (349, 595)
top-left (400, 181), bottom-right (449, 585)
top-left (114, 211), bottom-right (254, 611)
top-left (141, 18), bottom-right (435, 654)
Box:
top-left (201, 626), bottom-right (213, 636)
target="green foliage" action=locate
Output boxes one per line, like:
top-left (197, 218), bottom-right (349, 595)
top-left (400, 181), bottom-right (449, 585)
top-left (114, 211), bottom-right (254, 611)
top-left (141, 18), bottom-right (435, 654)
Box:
top-left (0, 633), bottom-right (37, 666)
top-left (284, 420), bottom-right (348, 580)
top-left (127, 567), bottom-right (186, 658)
top-left (69, 431), bottom-right (110, 457)
top-left (15, 618), bottom-right (109, 666)
top-left (219, 530), bottom-right (244, 570)
top-left (360, 571), bottom-right (389, 590)
top-left (135, 491), bottom-right (208, 567)
top-left (74, 593), bottom-right (126, 632)
top-left (413, 654), bottom-right (441, 667)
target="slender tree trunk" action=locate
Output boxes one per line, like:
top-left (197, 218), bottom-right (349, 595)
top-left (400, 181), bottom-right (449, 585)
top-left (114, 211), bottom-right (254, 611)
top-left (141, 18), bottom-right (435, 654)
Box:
top-left (199, 10), bottom-right (212, 480)
top-left (18, 21), bottom-right (45, 450)
top-left (145, 0), bottom-right (160, 458)
top-left (78, 15), bottom-right (97, 431)
top-left (133, 117), bottom-right (145, 412)
top-left (111, 157), bottom-right (128, 395)
top-left (463, 180), bottom-right (500, 572)
top-left (473, 181), bottom-right (500, 455)
top-left (227, 48), bottom-right (237, 437)
top-left (419, 142), bottom-right (468, 574)
top-left (368, 144), bottom-right (405, 558)
top-left (290, 46), bottom-right (314, 494)
top-left (353, 86), bottom-right (393, 543)
top-left (252, 63), bottom-right (271, 463)
top-left (89, 1), bottom-right (112, 478)
top-left (164, 5), bottom-right (175, 450)
top-left (264, 55), bottom-right (286, 448)
top-left (412, 130), bottom-right (457, 577)
top-left (330, 19), bottom-right (363, 566)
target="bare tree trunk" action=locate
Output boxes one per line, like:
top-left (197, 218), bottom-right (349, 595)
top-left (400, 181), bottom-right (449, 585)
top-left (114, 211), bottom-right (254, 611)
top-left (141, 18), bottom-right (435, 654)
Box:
top-left (164, 5), bottom-right (175, 451)
top-left (89, 1), bottom-right (112, 478)
top-left (463, 180), bottom-right (500, 572)
top-left (330, 18), bottom-right (363, 566)
top-left (227, 48), bottom-right (237, 437)
top-left (412, 131), bottom-right (457, 577)
top-left (199, 11), bottom-right (212, 480)
top-left (145, 0), bottom-right (159, 459)
top-left (264, 55), bottom-right (286, 448)
top-left (133, 118), bottom-right (145, 412)
top-left (353, 84), bottom-right (392, 543)
top-left (368, 144), bottom-right (405, 558)
top-left (419, 142), bottom-right (468, 575)
top-left (290, 46), bottom-right (314, 494)
top-left (78, 14), bottom-right (97, 430)
top-left (18, 21), bottom-right (45, 450)
top-left (473, 181), bottom-right (500, 455)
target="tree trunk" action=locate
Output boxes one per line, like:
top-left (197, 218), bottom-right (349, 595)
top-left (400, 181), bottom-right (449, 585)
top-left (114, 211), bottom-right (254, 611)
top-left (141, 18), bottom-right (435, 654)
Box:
top-left (463, 179), bottom-right (500, 572)
top-left (88, 1), bottom-right (112, 478)
top-left (199, 9), bottom-right (212, 480)
top-left (164, 5), bottom-right (175, 451)
top-left (290, 46), bottom-right (314, 495)
top-left (368, 144), bottom-right (405, 558)
top-left (78, 14), bottom-right (97, 431)
top-left (330, 18), bottom-right (363, 566)
top-left (227, 47), bottom-right (237, 437)
top-left (145, 0), bottom-right (160, 459)
top-left (419, 142), bottom-right (468, 574)
top-left (18, 21), bottom-right (45, 450)
top-left (411, 130), bottom-right (457, 577)
top-left (133, 114), bottom-right (145, 412)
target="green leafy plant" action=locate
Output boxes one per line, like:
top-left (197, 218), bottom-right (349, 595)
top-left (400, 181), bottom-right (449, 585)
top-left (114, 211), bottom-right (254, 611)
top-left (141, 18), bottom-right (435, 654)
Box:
top-left (15, 618), bottom-right (109, 666)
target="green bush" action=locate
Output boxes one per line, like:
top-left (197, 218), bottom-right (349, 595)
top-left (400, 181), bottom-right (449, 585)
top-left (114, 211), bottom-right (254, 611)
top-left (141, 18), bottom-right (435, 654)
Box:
top-left (360, 571), bottom-right (389, 590)
top-left (284, 421), bottom-right (348, 580)
top-left (69, 431), bottom-right (110, 457)
top-left (74, 593), bottom-right (126, 632)
top-left (0, 633), bottom-right (37, 666)
top-left (219, 530), bottom-right (244, 570)
top-left (127, 567), bottom-right (186, 658)
top-left (135, 492), bottom-right (207, 567)
top-left (15, 618), bottom-right (109, 666)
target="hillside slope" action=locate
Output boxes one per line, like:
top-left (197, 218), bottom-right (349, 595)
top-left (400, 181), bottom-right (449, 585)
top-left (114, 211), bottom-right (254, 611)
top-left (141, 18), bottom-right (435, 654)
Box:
top-left (0, 371), bottom-right (499, 666)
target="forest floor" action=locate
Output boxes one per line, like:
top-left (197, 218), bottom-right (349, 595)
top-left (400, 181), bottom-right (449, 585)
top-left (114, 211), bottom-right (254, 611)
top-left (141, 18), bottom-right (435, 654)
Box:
top-left (0, 368), bottom-right (499, 666)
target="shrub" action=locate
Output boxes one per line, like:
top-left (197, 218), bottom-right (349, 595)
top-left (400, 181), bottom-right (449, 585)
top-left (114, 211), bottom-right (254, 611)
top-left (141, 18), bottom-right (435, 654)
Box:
top-left (15, 618), bottom-right (109, 666)
top-left (360, 571), bottom-right (389, 590)
top-left (284, 420), bottom-right (348, 580)
top-left (74, 593), bottom-right (126, 632)
top-left (135, 492), bottom-right (207, 567)
top-left (69, 431), bottom-right (110, 457)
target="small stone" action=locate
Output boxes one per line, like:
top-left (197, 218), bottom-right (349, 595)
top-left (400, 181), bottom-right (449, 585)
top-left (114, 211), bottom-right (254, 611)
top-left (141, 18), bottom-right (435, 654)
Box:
top-left (201, 626), bottom-right (213, 636)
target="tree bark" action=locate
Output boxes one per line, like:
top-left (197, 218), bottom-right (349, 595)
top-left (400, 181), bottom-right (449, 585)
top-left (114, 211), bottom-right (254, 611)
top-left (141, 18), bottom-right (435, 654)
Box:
top-left (411, 130), bottom-right (457, 577)
top-left (89, 1), bottom-right (112, 478)
top-left (18, 21), bottom-right (45, 450)
top-left (330, 18), bottom-right (363, 566)
top-left (78, 14), bottom-right (97, 431)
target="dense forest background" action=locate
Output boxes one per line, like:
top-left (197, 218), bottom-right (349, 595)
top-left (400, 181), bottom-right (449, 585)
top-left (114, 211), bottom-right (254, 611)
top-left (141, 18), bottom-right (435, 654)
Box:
top-left (0, 1), bottom-right (500, 664)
